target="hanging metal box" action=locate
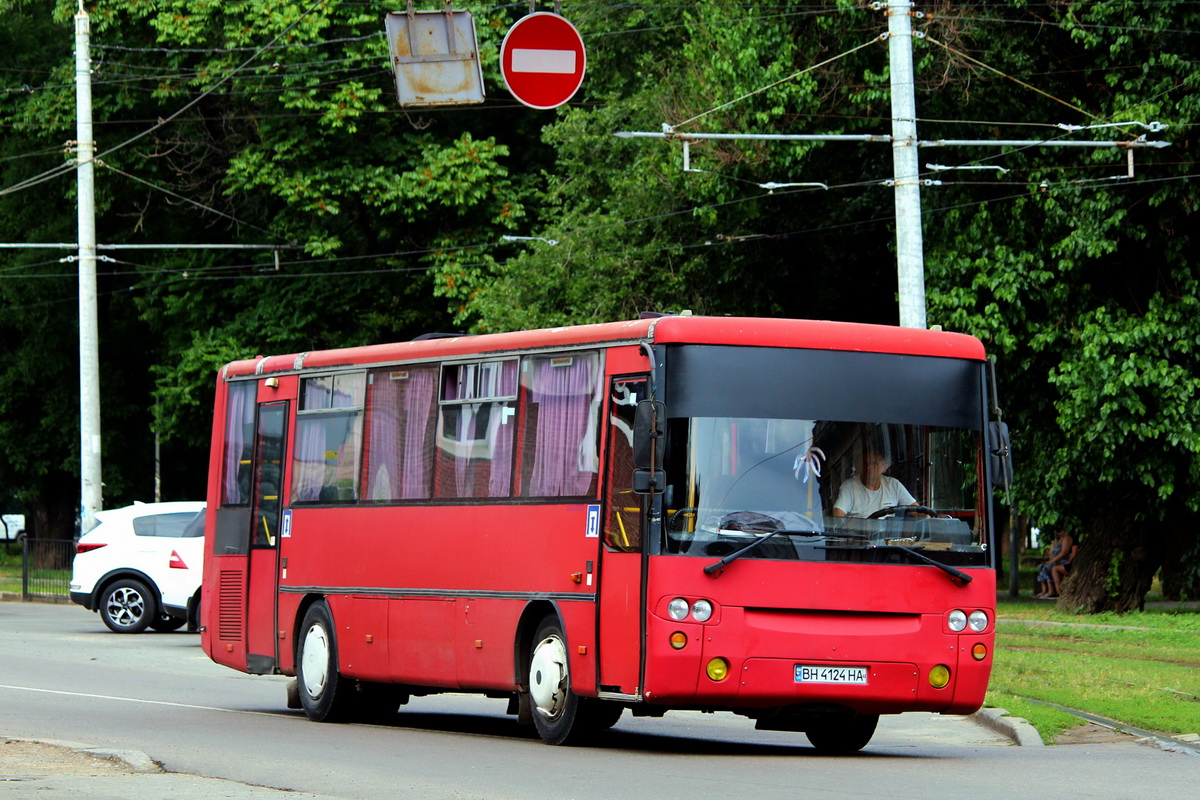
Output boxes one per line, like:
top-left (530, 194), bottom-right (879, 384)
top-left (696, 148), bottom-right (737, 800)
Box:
top-left (384, 9), bottom-right (485, 107)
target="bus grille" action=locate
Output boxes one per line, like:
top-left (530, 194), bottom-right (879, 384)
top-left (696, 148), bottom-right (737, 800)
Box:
top-left (217, 570), bottom-right (243, 642)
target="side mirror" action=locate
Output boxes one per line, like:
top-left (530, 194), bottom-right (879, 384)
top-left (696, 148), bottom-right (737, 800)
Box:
top-left (632, 469), bottom-right (665, 495)
top-left (632, 400), bottom-right (664, 469)
top-left (988, 421), bottom-right (1013, 489)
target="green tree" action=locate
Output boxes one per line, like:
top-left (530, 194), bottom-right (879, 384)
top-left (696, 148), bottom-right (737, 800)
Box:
top-left (919, 1), bottom-right (1200, 610)
top-left (0, 0), bottom-right (537, 532)
top-left (456, 2), bottom-right (1199, 610)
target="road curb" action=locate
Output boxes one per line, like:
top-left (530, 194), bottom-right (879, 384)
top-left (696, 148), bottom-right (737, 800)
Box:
top-left (7, 736), bottom-right (163, 773)
top-left (79, 746), bottom-right (164, 773)
top-left (971, 708), bottom-right (1044, 746)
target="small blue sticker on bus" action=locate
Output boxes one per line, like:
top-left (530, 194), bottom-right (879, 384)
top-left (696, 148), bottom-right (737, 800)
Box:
top-left (281, 509), bottom-right (292, 539)
top-left (585, 505), bottom-right (600, 538)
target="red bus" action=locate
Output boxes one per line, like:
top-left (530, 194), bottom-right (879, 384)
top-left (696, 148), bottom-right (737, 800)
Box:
top-left (200, 316), bottom-right (1009, 752)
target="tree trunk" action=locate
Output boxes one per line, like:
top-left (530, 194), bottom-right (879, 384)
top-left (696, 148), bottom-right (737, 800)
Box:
top-left (1057, 507), bottom-right (1164, 613)
top-left (28, 475), bottom-right (81, 542)
top-left (1157, 513), bottom-right (1200, 602)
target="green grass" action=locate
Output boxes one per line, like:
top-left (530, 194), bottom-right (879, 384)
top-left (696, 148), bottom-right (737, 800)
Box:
top-left (987, 597), bottom-right (1200, 743)
top-left (0, 544), bottom-right (71, 596)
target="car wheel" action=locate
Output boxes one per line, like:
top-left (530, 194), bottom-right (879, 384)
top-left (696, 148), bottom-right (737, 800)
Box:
top-left (150, 614), bottom-right (187, 632)
top-left (99, 578), bottom-right (157, 634)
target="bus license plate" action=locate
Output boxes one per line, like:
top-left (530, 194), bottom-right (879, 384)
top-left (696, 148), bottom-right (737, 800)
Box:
top-left (795, 665), bottom-right (868, 684)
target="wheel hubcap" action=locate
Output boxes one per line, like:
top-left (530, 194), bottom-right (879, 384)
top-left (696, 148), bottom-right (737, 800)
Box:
top-left (106, 588), bottom-right (145, 627)
top-left (301, 623), bottom-right (331, 699)
top-left (529, 634), bottom-right (568, 719)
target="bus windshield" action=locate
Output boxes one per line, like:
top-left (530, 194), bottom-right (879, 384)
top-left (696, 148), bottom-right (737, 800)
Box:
top-left (661, 417), bottom-right (986, 569)
top-left (657, 343), bottom-right (990, 571)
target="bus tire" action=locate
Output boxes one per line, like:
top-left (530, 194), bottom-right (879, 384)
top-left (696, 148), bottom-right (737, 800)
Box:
top-left (804, 713), bottom-right (879, 754)
top-left (528, 615), bottom-right (620, 745)
top-left (297, 602), bottom-right (353, 722)
top-left (99, 578), bottom-right (156, 634)
top-left (149, 613), bottom-right (187, 632)
top-left (528, 615), bottom-right (581, 744)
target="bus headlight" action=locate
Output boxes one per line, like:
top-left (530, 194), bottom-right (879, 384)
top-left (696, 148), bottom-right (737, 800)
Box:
top-left (691, 599), bottom-right (713, 622)
top-left (929, 664), bottom-right (951, 689)
top-left (968, 610), bottom-right (989, 632)
top-left (668, 597), bottom-right (690, 621)
top-left (706, 658), bottom-right (730, 681)
top-left (948, 610), bottom-right (967, 632)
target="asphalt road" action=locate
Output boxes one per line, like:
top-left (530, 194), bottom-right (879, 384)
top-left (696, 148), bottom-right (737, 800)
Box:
top-left (2, 601), bottom-right (1194, 799)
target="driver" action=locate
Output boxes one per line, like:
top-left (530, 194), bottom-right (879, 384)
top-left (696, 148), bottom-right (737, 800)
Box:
top-left (831, 449), bottom-right (919, 518)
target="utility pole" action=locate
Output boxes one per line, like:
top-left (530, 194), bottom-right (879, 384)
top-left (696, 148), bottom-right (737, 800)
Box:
top-left (75, 3), bottom-right (102, 534)
top-left (886, 0), bottom-right (925, 329)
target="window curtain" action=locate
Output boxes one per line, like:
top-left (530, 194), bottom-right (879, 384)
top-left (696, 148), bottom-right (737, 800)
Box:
top-left (441, 360), bottom-right (517, 498)
top-left (365, 368), bottom-right (437, 500)
top-left (292, 418), bottom-right (328, 502)
top-left (526, 354), bottom-right (600, 496)
top-left (222, 382), bottom-right (256, 505)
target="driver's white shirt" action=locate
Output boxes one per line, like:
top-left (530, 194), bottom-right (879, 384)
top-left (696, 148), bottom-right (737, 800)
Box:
top-left (833, 475), bottom-right (916, 517)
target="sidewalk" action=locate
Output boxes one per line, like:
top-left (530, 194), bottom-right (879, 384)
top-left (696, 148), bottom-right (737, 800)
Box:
top-left (0, 736), bottom-right (341, 800)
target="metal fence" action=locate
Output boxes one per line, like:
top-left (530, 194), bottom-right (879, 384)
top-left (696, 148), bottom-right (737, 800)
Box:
top-left (20, 537), bottom-right (74, 601)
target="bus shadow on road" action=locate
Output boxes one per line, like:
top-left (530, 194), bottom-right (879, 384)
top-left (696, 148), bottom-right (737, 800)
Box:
top-left (363, 710), bottom-right (912, 757)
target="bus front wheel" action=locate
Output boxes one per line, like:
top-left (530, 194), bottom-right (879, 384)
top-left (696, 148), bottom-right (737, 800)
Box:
top-left (528, 615), bottom-right (622, 745)
top-left (804, 713), bottom-right (879, 754)
top-left (297, 602), bottom-right (352, 722)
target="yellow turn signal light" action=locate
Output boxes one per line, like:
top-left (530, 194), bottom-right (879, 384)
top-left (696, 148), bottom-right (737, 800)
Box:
top-left (972, 643), bottom-right (988, 661)
top-left (706, 657), bottom-right (730, 681)
top-left (669, 631), bottom-right (688, 650)
top-left (928, 664), bottom-right (951, 689)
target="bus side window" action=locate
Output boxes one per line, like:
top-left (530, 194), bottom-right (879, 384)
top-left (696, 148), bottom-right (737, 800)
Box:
top-left (292, 373), bottom-right (366, 504)
top-left (519, 352), bottom-right (602, 498)
top-left (605, 377), bottom-right (645, 552)
top-left (435, 359), bottom-right (519, 499)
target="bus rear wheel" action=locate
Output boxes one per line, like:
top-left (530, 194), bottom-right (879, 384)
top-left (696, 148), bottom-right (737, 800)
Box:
top-left (297, 602), bottom-right (353, 722)
top-left (804, 713), bottom-right (879, 754)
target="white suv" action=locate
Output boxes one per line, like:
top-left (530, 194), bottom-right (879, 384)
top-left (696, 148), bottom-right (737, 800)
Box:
top-left (70, 501), bottom-right (206, 633)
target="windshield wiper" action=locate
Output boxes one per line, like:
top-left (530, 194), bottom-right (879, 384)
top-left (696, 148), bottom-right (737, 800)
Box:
top-left (703, 529), bottom-right (824, 575)
top-left (867, 544), bottom-right (973, 585)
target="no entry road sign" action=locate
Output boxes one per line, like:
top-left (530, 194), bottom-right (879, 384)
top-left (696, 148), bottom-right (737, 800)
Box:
top-left (500, 12), bottom-right (586, 110)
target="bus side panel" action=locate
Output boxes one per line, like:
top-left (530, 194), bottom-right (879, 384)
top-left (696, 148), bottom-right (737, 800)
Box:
top-left (281, 503), bottom-right (599, 692)
top-left (388, 597), bottom-right (460, 688)
top-left (275, 590), bottom-right (304, 675)
top-left (557, 598), bottom-right (600, 696)
top-left (641, 556), bottom-right (994, 714)
top-left (328, 595), bottom-right (390, 683)
top-left (456, 598), bottom-right (522, 691)
top-left (204, 553), bottom-right (249, 672)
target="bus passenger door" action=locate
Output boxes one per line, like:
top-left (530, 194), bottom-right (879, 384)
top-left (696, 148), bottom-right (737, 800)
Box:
top-left (597, 375), bottom-right (647, 698)
top-left (244, 401), bottom-right (288, 674)
top-left (208, 379), bottom-right (293, 674)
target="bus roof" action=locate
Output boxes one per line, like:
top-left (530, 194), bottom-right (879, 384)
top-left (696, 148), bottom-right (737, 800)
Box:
top-left (221, 316), bottom-right (987, 379)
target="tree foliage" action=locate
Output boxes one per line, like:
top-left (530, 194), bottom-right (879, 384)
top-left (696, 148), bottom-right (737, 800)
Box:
top-left (2, 1), bottom-right (1198, 610)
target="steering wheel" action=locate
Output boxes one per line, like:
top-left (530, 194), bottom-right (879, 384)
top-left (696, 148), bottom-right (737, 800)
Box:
top-left (867, 504), bottom-right (937, 520)
top-left (668, 507), bottom-right (698, 531)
